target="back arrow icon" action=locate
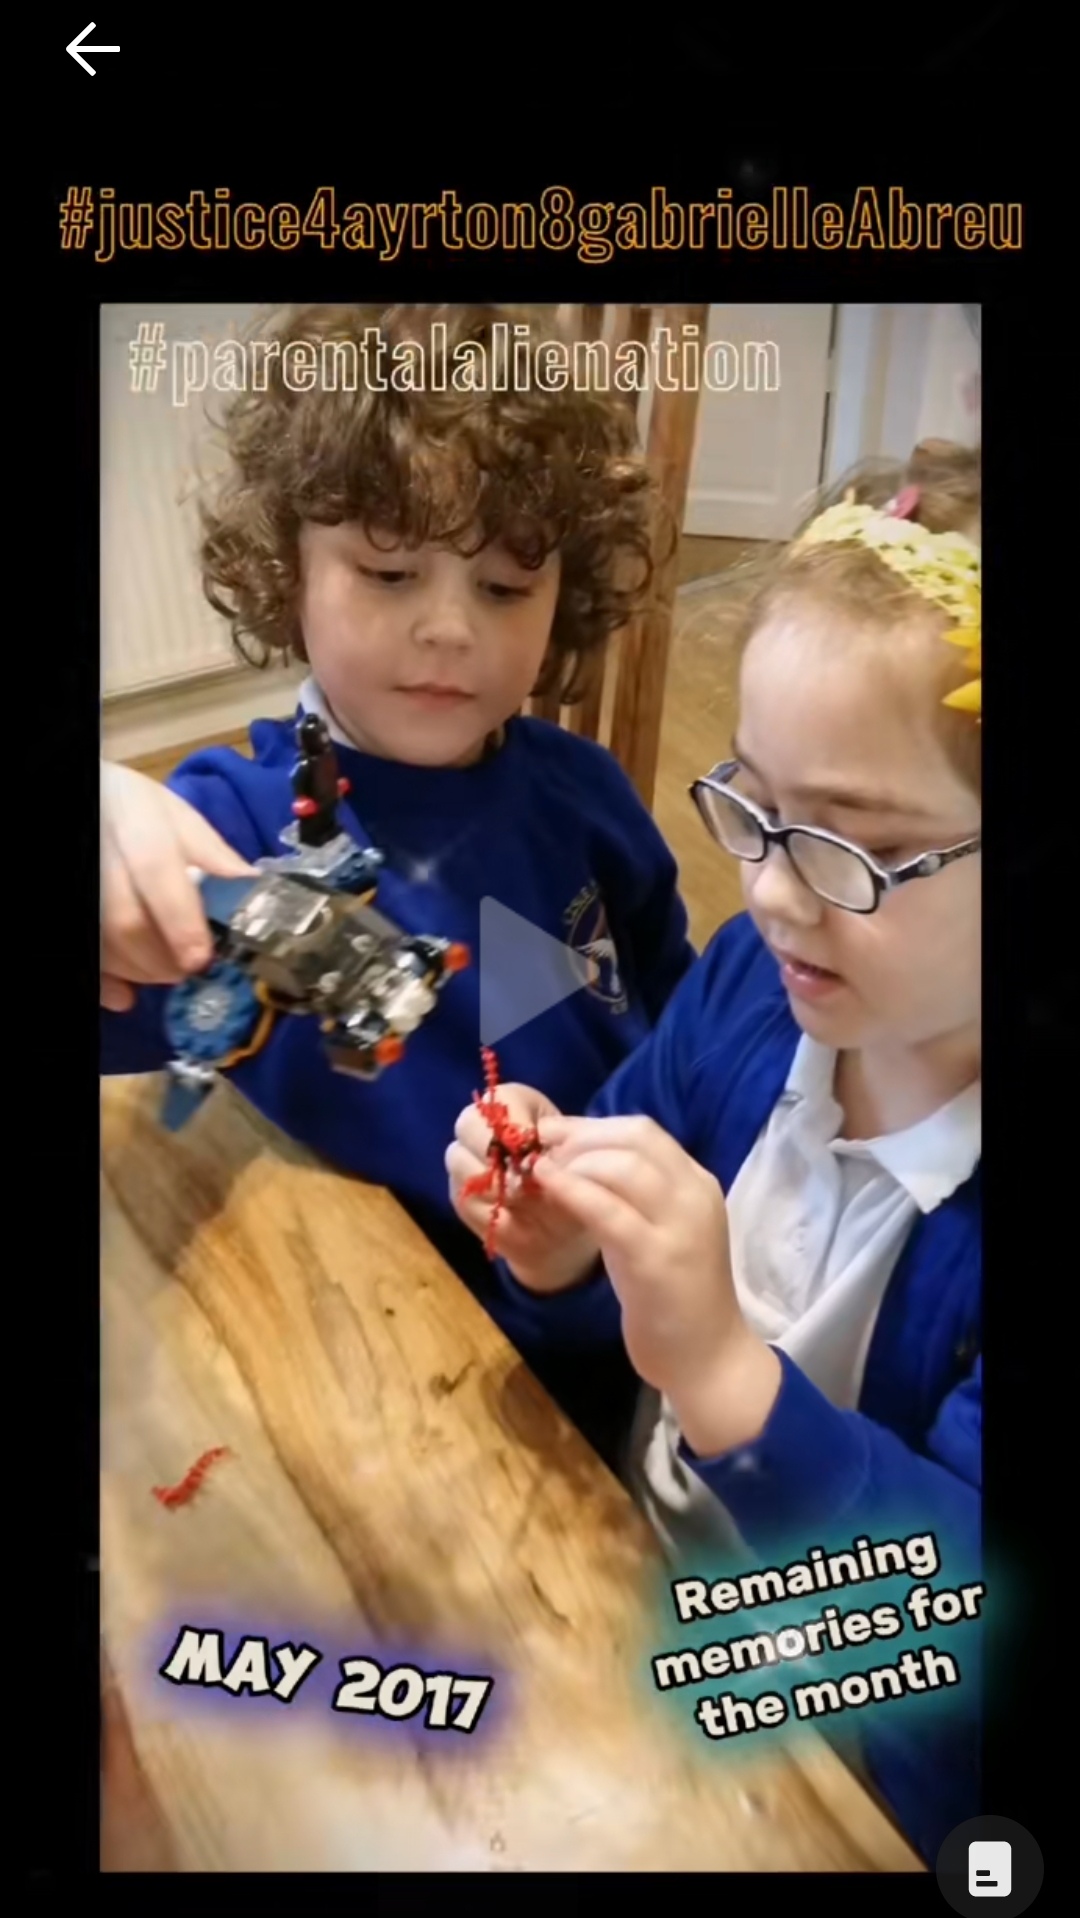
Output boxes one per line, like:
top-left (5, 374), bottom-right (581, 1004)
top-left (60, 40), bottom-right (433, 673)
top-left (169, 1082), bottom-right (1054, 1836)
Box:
top-left (67, 24), bottom-right (119, 74)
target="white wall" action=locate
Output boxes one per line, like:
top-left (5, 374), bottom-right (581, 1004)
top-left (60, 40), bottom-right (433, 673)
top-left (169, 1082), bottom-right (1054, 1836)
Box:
top-left (824, 304), bottom-right (980, 483)
top-left (101, 304), bottom-right (260, 697)
top-left (101, 303), bottom-right (306, 759)
top-left (916, 304), bottom-right (981, 445)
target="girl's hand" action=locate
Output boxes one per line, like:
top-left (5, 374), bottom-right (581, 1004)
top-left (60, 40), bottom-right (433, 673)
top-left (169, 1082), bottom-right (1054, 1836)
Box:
top-left (533, 1115), bottom-right (782, 1454)
top-left (446, 1085), bottom-right (599, 1293)
top-left (101, 761), bottom-right (256, 1012)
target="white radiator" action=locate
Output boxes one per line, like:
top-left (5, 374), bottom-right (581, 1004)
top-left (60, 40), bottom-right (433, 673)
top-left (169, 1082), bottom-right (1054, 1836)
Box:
top-left (100, 305), bottom-right (262, 697)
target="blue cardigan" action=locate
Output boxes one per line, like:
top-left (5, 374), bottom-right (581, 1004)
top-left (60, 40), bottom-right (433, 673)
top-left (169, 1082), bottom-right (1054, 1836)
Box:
top-left (100, 709), bottom-right (695, 1459)
top-left (493, 912), bottom-right (982, 1865)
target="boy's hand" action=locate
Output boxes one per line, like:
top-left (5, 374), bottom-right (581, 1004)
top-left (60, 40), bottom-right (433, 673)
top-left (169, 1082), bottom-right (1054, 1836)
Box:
top-left (446, 1085), bottom-right (599, 1292)
top-left (101, 761), bottom-right (256, 1012)
top-left (532, 1115), bottom-right (782, 1454)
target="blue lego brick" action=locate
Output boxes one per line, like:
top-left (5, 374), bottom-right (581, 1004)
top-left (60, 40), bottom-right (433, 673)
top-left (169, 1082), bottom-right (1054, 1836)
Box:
top-left (160, 1073), bottom-right (213, 1132)
top-left (164, 962), bottom-right (262, 1063)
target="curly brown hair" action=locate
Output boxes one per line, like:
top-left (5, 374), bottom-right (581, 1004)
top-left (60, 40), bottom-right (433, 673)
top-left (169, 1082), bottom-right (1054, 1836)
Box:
top-left (198, 304), bottom-right (667, 703)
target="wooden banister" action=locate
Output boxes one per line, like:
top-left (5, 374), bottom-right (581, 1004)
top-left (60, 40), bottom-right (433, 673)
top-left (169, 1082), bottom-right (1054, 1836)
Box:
top-left (609, 303), bottom-right (707, 808)
top-left (528, 303), bottom-right (708, 811)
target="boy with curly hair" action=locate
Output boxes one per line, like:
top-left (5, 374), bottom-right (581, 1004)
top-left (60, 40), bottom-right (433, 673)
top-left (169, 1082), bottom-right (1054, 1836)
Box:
top-left (100, 303), bottom-right (694, 1462)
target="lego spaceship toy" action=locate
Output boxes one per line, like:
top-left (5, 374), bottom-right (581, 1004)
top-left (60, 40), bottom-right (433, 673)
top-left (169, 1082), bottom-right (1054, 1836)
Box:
top-left (160, 714), bottom-right (469, 1131)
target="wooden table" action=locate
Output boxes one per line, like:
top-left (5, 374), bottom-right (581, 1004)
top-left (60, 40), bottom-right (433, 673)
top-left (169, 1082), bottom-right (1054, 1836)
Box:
top-left (100, 1075), bottom-right (922, 1873)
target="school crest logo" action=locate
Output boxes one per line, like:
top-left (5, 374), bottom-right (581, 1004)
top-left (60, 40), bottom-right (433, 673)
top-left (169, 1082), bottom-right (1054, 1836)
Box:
top-left (563, 882), bottom-right (628, 1014)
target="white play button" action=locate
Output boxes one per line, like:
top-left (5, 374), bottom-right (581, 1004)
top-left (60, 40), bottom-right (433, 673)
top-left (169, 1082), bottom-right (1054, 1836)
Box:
top-left (479, 896), bottom-right (599, 1046)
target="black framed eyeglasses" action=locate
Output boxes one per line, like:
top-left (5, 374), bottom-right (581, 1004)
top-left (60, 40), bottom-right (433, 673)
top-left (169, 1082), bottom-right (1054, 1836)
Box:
top-left (689, 760), bottom-right (981, 915)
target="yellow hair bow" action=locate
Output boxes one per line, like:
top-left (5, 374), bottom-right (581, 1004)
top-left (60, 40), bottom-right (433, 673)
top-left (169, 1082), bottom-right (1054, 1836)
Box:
top-left (792, 491), bottom-right (981, 720)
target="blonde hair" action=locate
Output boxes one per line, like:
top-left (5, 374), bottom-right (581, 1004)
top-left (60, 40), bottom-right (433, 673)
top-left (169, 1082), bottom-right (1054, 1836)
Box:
top-left (698, 440), bottom-right (982, 792)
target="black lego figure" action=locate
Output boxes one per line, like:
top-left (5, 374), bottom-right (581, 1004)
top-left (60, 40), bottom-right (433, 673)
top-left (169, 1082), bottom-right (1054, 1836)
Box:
top-left (290, 714), bottom-right (350, 847)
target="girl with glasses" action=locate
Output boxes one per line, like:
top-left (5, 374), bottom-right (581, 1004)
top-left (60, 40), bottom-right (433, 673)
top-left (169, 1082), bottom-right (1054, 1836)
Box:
top-left (448, 439), bottom-right (982, 1866)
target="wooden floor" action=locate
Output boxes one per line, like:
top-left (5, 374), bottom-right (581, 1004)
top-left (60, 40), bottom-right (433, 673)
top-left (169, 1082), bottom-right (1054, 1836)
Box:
top-left (124, 537), bottom-right (750, 952)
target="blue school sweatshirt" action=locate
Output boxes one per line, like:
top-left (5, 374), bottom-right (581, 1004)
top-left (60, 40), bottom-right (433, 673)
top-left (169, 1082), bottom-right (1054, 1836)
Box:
top-left (100, 707), bottom-right (695, 1453)
top-left (491, 911), bottom-right (982, 1866)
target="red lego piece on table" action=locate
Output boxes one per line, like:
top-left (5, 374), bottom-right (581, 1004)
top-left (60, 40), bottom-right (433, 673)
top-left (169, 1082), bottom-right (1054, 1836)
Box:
top-left (152, 1447), bottom-right (231, 1510)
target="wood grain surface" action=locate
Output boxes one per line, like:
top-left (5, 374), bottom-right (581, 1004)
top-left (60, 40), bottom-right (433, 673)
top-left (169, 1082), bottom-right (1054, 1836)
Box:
top-left (100, 1074), bottom-right (921, 1873)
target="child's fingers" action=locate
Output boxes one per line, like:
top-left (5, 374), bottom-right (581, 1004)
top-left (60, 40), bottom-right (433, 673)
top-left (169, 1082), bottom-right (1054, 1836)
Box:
top-left (449, 1190), bottom-right (494, 1243)
top-left (538, 1113), bottom-right (665, 1151)
top-left (120, 841), bottom-right (216, 974)
top-left (455, 1086), bottom-right (555, 1149)
top-left (445, 1137), bottom-right (489, 1193)
top-left (445, 1141), bottom-right (516, 1243)
top-left (454, 1088), bottom-right (553, 1168)
top-left (490, 1213), bottom-right (564, 1265)
top-left (100, 973), bottom-right (136, 1013)
top-left (166, 789), bottom-right (259, 879)
top-left (104, 801), bottom-right (211, 974)
top-left (539, 1113), bottom-right (689, 1181)
top-left (446, 1137), bottom-right (566, 1250)
top-left (101, 833), bottom-right (187, 985)
top-left (448, 1152), bottom-right (537, 1221)
top-left (104, 774), bottom-right (254, 973)
top-left (453, 1105), bottom-right (495, 1161)
top-left (534, 1146), bottom-right (666, 1225)
top-left (495, 1083), bottom-right (563, 1127)
top-left (530, 1158), bottom-right (643, 1251)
